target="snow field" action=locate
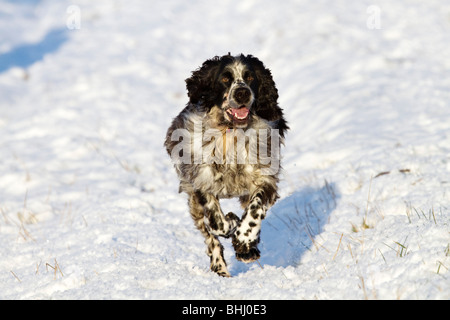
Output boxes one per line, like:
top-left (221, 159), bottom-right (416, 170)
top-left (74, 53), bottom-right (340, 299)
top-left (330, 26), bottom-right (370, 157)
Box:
top-left (0, 0), bottom-right (449, 299)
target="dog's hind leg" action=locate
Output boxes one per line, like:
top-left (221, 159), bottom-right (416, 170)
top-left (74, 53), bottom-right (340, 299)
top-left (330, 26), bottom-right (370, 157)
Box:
top-left (202, 193), bottom-right (239, 238)
top-left (188, 191), bottom-right (233, 277)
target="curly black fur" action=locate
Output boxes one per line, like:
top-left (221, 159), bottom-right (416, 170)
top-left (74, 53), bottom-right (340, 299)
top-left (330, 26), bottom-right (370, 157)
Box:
top-left (184, 54), bottom-right (288, 135)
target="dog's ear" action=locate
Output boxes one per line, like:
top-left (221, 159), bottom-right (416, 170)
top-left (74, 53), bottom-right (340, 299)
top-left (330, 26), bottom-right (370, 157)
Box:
top-left (185, 57), bottom-right (223, 108)
top-left (247, 55), bottom-right (289, 137)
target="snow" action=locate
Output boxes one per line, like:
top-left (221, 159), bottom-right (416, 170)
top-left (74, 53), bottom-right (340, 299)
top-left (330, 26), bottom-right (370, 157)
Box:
top-left (0, 0), bottom-right (449, 300)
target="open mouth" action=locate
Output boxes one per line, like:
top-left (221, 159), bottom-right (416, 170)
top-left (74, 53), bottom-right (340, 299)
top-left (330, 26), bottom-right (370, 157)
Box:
top-left (226, 106), bottom-right (250, 122)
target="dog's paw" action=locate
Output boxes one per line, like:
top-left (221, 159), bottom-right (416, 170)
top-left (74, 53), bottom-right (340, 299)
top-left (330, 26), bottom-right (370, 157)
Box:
top-left (235, 247), bottom-right (260, 263)
top-left (232, 235), bottom-right (260, 263)
top-left (211, 262), bottom-right (231, 277)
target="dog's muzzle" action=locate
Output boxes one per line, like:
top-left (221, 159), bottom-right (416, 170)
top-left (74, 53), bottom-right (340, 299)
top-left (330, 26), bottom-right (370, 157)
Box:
top-left (225, 82), bottom-right (254, 126)
top-left (233, 87), bottom-right (251, 104)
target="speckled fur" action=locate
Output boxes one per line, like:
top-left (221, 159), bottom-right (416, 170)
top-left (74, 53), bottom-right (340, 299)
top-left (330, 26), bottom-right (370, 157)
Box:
top-left (164, 54), bottom-right (288, 277)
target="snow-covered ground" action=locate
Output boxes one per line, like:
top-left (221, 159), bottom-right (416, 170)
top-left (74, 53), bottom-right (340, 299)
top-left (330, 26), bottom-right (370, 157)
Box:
top-left (0, 0), bottom-right (449, 299)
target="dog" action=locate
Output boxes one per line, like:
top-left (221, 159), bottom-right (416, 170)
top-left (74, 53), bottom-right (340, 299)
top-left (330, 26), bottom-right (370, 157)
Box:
top-left (164, 54), bottom-right (288, 277)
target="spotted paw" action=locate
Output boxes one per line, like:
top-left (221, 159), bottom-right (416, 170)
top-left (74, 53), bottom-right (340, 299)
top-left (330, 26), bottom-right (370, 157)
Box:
top-left (235, 247), bottom-right (260, 263)
top-left (211, 261), bottom-right (231, 277)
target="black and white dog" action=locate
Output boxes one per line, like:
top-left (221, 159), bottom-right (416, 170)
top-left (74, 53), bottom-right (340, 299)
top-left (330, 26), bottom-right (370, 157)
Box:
top-left (164, 54), bottom-right (288, 277)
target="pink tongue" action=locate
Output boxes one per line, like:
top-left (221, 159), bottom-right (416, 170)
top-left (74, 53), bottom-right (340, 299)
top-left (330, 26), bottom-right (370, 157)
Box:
top-left (231, 107), bottom-right (249, 118)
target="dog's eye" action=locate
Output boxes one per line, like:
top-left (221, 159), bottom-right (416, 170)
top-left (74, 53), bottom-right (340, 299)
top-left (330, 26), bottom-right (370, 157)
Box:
top-left (246, 75), bottom-right (254, 82)
top-left (222, 77), bottom-right (230, 83)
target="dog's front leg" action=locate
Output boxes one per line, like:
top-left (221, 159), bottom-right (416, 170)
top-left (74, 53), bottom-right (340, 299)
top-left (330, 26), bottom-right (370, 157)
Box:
top-left (189, 191), bottom-right (235, 277)
top-left (232, 187), bottom-right (277, 263)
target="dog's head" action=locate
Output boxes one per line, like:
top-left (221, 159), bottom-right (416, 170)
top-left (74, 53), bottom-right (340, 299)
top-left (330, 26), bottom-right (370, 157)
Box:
top-left (185, 54), bottom-right (287, 133)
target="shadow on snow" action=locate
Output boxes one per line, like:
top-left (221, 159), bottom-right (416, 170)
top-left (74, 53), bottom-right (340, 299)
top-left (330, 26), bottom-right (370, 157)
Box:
top-left (229, 180), bottom-right (339, 275)
top-left (0, 28), bottom-right (68, 73)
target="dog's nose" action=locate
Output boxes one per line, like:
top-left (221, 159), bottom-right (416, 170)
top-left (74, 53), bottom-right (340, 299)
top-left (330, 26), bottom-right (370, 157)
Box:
top-left (233, 87), bottom-right (251, 104)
